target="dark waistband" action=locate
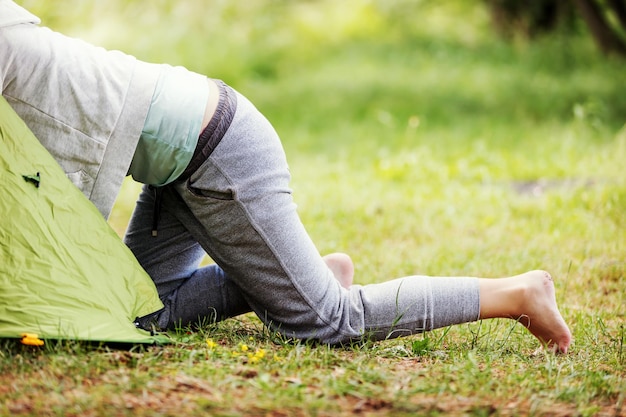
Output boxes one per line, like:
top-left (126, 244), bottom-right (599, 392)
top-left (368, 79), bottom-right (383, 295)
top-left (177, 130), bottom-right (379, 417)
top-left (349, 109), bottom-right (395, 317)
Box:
top-left (177, 79), bottom-right (237, 182)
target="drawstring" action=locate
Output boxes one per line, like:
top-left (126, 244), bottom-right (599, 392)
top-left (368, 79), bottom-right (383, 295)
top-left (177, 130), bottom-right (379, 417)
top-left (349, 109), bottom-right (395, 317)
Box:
top-left (151, 186), bottom-right (163, 237)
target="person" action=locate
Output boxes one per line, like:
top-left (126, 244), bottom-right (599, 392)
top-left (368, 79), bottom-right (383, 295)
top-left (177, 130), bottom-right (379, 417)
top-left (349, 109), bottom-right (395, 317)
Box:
top-left (0, 0), bottom-right (572, 353)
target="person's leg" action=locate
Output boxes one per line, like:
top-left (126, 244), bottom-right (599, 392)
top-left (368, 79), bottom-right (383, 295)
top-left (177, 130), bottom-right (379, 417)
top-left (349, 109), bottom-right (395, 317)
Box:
top-left (124, 184), bottom-right (252, 329)
top-left (478, 270), bottom-right (571, 353)
top-left (167, 90), bottom-right (481, 345)
top-left (125, 187), bottom-right (356, 328)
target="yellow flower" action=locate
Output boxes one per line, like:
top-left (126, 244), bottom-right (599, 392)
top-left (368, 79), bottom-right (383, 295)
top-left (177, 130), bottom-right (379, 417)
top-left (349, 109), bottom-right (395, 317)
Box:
top-left (206, 338), bottom-right (217, 349)
top-left (245, 348), bottom-right (266, 364)
top-left (239, 344), bottom-right (249, 352)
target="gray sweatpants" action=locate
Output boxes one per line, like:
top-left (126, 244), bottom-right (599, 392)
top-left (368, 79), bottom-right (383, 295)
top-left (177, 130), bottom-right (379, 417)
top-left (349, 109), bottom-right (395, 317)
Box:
top-left (124, 90), bottom-right (480, 344)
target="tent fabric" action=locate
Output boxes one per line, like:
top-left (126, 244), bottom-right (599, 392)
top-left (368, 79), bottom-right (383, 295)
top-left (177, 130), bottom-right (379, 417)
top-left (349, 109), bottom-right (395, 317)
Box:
top-left (0, 96), bottom-right (167, 344)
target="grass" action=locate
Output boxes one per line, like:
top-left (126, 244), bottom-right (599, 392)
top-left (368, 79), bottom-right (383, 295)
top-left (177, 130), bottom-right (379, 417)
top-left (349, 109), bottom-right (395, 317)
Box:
top-left (3, 0), bottom-right (625, 415)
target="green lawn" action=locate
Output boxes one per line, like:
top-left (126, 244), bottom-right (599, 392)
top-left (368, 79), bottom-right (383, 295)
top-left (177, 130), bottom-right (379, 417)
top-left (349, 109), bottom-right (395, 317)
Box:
top-left (2, 1), bottom-right (625, 415)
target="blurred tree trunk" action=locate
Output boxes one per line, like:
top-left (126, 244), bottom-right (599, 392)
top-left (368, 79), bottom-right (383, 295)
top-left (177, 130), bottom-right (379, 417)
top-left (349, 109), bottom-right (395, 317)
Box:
top-left (573, 0), bottom-right (626, 56)
top-left (487, 0), bottom-right (574, 38)
top-left (486, 0), bottom-right (626, 57)
top-left (608, 0), bottom-right (626, 28)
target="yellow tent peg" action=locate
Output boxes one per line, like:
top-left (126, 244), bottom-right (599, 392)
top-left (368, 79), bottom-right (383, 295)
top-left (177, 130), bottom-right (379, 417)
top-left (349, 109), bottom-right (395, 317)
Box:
top-left (20, 333), bottom-right (44, 346)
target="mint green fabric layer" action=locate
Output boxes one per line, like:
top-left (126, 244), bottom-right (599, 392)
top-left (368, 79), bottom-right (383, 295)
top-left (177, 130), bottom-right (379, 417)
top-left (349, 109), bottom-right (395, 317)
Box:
top-left (0, 96), bottom-right (167, 344)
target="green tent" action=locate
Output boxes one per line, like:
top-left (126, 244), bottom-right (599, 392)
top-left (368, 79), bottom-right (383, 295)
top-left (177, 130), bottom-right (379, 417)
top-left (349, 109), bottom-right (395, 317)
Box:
top-left (0, 96), bottom-right (167, 344)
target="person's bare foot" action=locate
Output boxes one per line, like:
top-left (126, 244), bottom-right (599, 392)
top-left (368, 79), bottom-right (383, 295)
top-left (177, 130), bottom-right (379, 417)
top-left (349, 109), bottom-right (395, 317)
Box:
top-left (514, 270), bottom-right (572, 354)
top-left (323, 253), bottom-right (354, 289)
